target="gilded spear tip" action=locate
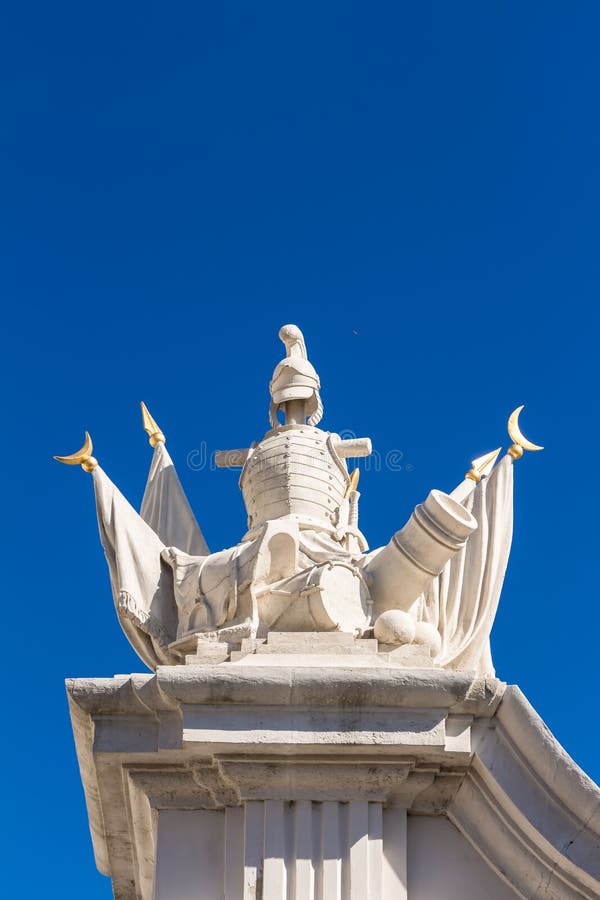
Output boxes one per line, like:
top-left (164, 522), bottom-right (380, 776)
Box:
top-left (465, 447), bottom-right (502, 483)
top-left (54, 431), bottom-right (98, 472)
top-left (344, 468), bottom-right (360, 498)
top-left (140, 401), bottom-right (166, 447)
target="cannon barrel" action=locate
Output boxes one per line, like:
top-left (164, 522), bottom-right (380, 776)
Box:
top-left (363, 489), bottom-right (477, 617)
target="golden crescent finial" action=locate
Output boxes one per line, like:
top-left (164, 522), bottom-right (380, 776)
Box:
top-left (507, 405), bottom-right (544, 459)
top-left (465, 447), bottom-right (502, 483)
top-left (344, 468), bottom-right (360, 498)
top-left (140, 401), bottom-right (166, 447)
top-left (54, 432), bottom-right (98, 472)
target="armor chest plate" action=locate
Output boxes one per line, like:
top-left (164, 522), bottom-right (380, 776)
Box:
top-left (240, 427), bottom-right (349, 530)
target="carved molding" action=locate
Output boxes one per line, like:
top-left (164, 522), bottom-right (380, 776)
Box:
top-left (66, 672), bottom-right (600, 900)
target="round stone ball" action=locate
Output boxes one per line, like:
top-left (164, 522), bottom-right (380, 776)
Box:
top-left (413, 621), bottom-right (442, 657)
top-left (373, 610), bottom-right (416, 645)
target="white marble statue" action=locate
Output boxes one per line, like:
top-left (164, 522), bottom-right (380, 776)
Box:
top-left (55, 324), bottom-right (542, 674)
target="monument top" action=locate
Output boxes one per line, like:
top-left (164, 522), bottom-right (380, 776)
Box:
top-left (55, 324), bottom-right (543, 673)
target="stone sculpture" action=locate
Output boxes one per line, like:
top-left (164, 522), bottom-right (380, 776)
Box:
top-left (55, 324), bottom-right (542, 674)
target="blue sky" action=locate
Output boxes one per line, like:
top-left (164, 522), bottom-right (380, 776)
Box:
top-left (2, 3), bottom-right (599, 896)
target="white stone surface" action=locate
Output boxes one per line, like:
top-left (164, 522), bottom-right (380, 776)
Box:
top-left (154, 798), bottom-right (393, 899)
top-left (87, 323), bottom-right (515, 675)
top-left (364, 488), bottom-right (477, 619)
top-left (422, 454), bottom-right (514, 673)
top-left (62, 324), bottom-right (590, 898)
top-left (407, 816), bottom-right (518, 899)
top-left (154, 810), bottom-right (224, 900)
top-left (373, 610), bottom-right (417, 645)
top-left (141, 441), bottom-right (209, 556)
top-left (66, 664), bottom-right (600, 899)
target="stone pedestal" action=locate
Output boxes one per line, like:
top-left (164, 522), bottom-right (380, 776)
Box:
top-left (67, 635), bottom-right (600, 899)
top-left (153, 801), bottom-right (406, 899)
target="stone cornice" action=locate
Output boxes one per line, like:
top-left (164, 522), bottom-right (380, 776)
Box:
top-left (67, 665), bottom-right (505, 716)
top-left (66, 668), bottom-right (600, 900)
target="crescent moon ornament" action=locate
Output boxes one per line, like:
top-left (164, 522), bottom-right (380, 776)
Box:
top-left (54, 431), bottom-right (98, 472)
top-left (507, 406), bottom-right (544, 459)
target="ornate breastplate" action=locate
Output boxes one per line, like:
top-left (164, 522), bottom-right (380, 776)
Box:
top-left (240, 426), bottom-right (349, 530)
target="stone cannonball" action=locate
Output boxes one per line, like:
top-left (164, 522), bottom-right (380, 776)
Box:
top-left (373, 610), bottom-right (416, 645)
top-left (413, 621), bottom-right (442, 657)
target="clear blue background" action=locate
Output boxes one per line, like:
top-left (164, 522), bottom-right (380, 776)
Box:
top-left (2, 3), bottom-right (599, 896)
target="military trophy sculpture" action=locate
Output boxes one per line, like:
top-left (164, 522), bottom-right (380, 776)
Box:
top-left (56, 324), bottom-right (542, 674)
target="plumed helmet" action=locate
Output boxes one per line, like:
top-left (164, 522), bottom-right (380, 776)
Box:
top-left (269, 325), bottom-right (323, 426)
